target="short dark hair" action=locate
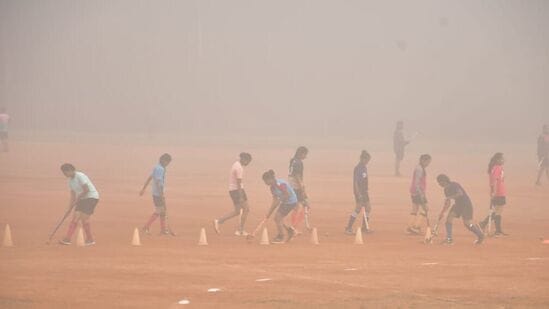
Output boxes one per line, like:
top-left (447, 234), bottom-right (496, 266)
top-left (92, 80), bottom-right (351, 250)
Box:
top-left (420, 154), bottom-right (431, 162)
top-left (294, 146), bottom-right (308, 158)
top-left (437, 174), bottom-right (450, 183)
top-left (262, 169), bottom-right (276, 181)
top-left (360, 150), bottom-right (371, 160)
top-left (240, 152), bottom-right (252, 162)
top-left (60, 163), bottom-right (75, 172)
top-left (159, 153), bottom-right (172, 162)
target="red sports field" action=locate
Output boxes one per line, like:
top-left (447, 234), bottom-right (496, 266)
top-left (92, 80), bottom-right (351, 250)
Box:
top-left (1, 139), bottom-right (548, 308)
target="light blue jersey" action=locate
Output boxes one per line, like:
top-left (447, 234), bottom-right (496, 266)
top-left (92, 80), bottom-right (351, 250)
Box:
top-left (151, 164), bottom-right (166, 197)
top-left (270, 178), bottom-right (298, 205)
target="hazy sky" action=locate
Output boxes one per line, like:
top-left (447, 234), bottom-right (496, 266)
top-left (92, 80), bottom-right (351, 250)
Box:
top-left (1, 0), bottom-right (548, 140)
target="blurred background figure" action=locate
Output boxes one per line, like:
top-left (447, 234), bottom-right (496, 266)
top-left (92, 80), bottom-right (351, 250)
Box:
top-left (536, 124), bottom-right (549, 185)
top-left (393, 121), bottom-right (409, 176)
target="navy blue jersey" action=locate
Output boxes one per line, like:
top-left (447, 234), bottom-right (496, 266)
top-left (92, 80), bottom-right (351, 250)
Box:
top-left (353, 163), bottom-right (368, 196)
top-left (444, 181), bottom-right (472, 207)
top-left (289, 158), bottom-right (304, 178)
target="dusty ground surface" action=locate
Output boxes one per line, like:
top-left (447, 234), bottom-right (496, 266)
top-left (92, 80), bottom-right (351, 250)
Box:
top-left (1, 139), bottom-right (548, 308)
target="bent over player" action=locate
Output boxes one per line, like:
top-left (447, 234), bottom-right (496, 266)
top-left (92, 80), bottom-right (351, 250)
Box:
top-left (140, 153), bottom-right (174, 235)
top-left (436, 174), bottom-right (484, 245)
top-left (213, 152), bottom-right (252, 236)
top-left (59, 164), bottom-right (100, 246)
top-left (345, 150), bottom-right (372, 235)
top-left (262, 170), bottom-right (298, 244)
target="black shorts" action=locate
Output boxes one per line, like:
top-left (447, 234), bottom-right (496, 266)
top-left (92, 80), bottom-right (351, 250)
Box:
top-left (411, 195), bottom-right (427, 205)
top-left (277, 203), bottom-right (297, 217)
top-left (355, 193), bottom-right (370, 205)
top-left (450, 203), bottom-right (473, 221)
top-left (153, 196), bottom-right (165, 208)
top-left (0, 132), bottom-right (7, 139)
top-left (75, 198), bottom-right (99, 215)
top-left (293, 189), bottom-right (307, 203)
top-left (491, 196), bottom-right (506, 206)
top-left (229, 189), bottom-right (248, 206)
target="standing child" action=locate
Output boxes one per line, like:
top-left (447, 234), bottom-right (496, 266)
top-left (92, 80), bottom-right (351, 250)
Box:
top-left (261, 170), bottom-right (298, 244)
top-left (479, 153), bottom-right (508, 236)
top-left (436, 174), bottom-right (484, 245)
top-left (536, 124), bottom-right (549, 185)
top-left (345, 150), bottom-right (372, 235)
top-left (407, 154), bottom-right (432, 235)
top-left (393, 121), bottom-right (410, 176)
top-left (139, 153), bottom-right (174, 235)
top-left (288, 146), bottom-right (310, 234)
top-left (213, 152), bottom-right (252, 236)
top-left (0, 107), bottom-right (10, 152)
top-left (59, 164), bottom-right (100, 246)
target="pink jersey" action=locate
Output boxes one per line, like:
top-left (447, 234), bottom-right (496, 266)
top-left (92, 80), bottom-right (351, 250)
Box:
top-left (228, 161), bottom-right (244, 191)
top-left (490, 165), bottom-right (506, 197)
top-left (410, 165), bottom-right (427, 195)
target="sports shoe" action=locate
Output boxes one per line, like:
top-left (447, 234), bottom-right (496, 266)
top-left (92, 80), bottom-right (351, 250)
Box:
top-left (441, 238), bottom-right (453, 245)
top-left (84, 240), bottom-right (96, 246)
top-left (234, 230), bottom-right (242, 236)
top-left (474, 234), bottom-right (484, 245)
top-left (344, 228), bottom-right (354, 235)
top-left (494, 231), bottom-right (509, 237)
top-left (58, 239), bottom-right (72, 245)
top-left (407, 226), bottom-right (421, 235)
top-left (271, 235), bottom-right (285, 244)
top-left (141, 227), bottom-right (151, 235)
top-left (213, 220), bottom-right (220, 234)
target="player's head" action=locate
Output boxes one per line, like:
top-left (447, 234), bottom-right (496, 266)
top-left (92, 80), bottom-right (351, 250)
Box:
top-left (419, 154), bottom-right (432, 167)
top-left (543, 124), bottom-right (549, 134)
top-left (436, 174), bottom-right (451, 187)
top-left (239, 152), bottom-right (252, 166)
top-left (159, 153), bottom-right (172, 167)
top-left (488, 152), bottom-right (504, 173)
top-left (294, 146), bottom-right (309, 160)
top-left (360, 150), bottom-right (371, 164)
top-left (396, 120), bottom-right (404, 130)
top-left (262, 169), bottom-right (276, 186)
top-left (60, 163), bottom-right (76, 178)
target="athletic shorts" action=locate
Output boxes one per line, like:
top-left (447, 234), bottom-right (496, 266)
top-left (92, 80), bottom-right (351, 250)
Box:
top-left (75, 198), bottom-right (99, 215)
top-left (0, 131), bottom-right (7, 139)
top-left (277, 203), bottom-right (297, 217)
top-left (229, 189), bottom-right (247, 206)
top-left (293, 189), bottom-right (307, 203)
top-left (153, 196), bottom-right (166, 208)
top-left (355, 193), bottom-right (370, 205)
top-left (449, 203), bottom-right (473, 221)
top-left (411, 195), bottom-right (428, 205)
top-left (491, 196), bottom-right (506, 206)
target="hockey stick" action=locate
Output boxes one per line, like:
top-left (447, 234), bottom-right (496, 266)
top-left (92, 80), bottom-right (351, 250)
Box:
top-left (47, 204), bottom-right (75, 244)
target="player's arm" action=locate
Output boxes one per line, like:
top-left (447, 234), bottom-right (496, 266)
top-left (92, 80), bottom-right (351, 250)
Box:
top-left (140, 175), bottom-right (152, 196)
top-left (266, 196), bottom-right (281, 218)
top-left (69, 191), bottom-right (76, 208)
top-left (76, 183), bottom-right (90, 201)
top-left (413, 170), bottom-right (424, 198)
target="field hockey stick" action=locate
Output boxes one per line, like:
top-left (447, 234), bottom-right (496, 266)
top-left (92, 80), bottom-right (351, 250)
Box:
top-left (432, 209), bottom-right (447, 237)
top-left (47, 204), bottom-right (75, 244)
top-left (486, 200), bottom-right (494, 237)
top-left (362, 206), bottom-right (370, 231)
top-left (246, 218), bottom-right (267, 240)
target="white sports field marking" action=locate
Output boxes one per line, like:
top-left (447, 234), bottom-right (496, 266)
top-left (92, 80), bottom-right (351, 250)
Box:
top-left (255, 278), bottom-right (272, 282)
top-left (177, 299), bottom-right (190, 305)
top-left (421, 262), bottom-right (439, 266)
top-left (343, 268), bottom-right (358, 271)
top-left (207, 288), bottom-right (221, 293)
top-left (526, 257), bottom-right (546, 261)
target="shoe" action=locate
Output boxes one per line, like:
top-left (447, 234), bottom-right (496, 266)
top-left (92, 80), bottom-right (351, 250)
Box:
top-left (213, 220), bottom-right (220, 234)
top-left (84, 240), bottom-right (96, 246)
top-left (285, 225), bottom-right (296, 242)
top-left (361, 227), bottom-right (373, 234)
top-left (494, 231), bottom-right (509, 237)
top-left (271, 235), bottom-right (285, 244)
top-left (474, 235), bottom-right (484, 245)
top-left (406, 227), bottom-right (421, 235)
top-left (344, 228), bottom-right (354, 235)
top-left (441, 238), bottom-right (453, 245)
top-left (240, 231), bottom-right (249, 236)
top-left (234, 230), bottom-right (242, 236)
top-left (141, 227), bottom-right (151, 235)
top-left (58, 239), bottom-right (72, 245)
top-left (479, 220), bottom-right (487, 232)
top-left (294, 230), bottom-right (303, 237)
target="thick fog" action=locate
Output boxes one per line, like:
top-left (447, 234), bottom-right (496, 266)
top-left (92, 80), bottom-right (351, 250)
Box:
top-left (1, 0), bottom-right (548, 141)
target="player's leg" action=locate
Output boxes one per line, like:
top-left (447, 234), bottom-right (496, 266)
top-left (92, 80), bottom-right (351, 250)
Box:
top-left (361, 201), bottom-right (372, 232)
top-left (239, 201), bottom-right (250, 235)
top-left (407, 202), bottom-right (421, 234)
top-left (272, 211), bottom-right (286, 244)
top-left (214, 191), bottom-right (242, 234)
top-left (493, 205), bottom-right (507, 236)
top-left (59, 211), bottom-right (81, 245)
top-left (463, 217), bottom-right (484, 244)
top-left (536, 158), bottom-right (546, 185)
top-left (444, 210), bottom-right (456, 244)
top-left (79, 199), bottom-right (98, 245)
top-left (345, 202), bottom-right (363, 235)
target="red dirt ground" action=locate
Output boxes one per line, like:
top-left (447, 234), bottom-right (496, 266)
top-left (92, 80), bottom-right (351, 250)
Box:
top-left (1, 140), bottom-right (548, 308)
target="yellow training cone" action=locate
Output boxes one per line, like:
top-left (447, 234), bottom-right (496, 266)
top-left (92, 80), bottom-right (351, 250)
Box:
top-left (311, 227), bottom-right (319, 245)
top-left (260, 227), bottom-right (270, 245)
top-left (198, 228), bottom-right (208, 245)
top-left (76, 227), bottom-right (85, 246)
top-left (132, 227), bottom-right (141, 246)
top-left (3, 224), bottom-right (13, 247)
top-left (354, 227), bottom-right (363, 245)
